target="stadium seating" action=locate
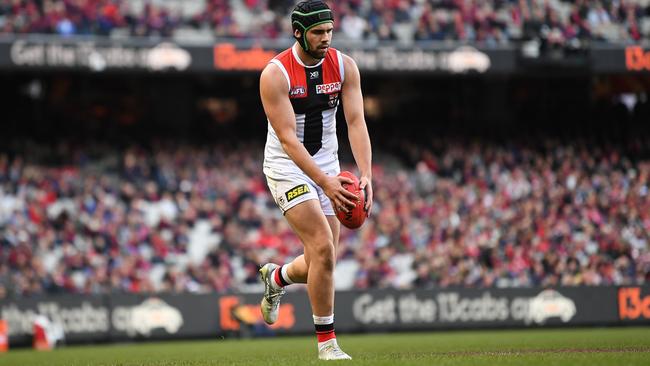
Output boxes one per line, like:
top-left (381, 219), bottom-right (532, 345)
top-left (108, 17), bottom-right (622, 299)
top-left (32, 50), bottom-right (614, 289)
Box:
top-left (1, 0), bottom-right (649, 43)
top-left (1, 138), bottom-right (648, 297)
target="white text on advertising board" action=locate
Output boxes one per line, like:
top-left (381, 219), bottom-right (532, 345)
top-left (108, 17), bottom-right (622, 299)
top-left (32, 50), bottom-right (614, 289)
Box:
top-left (352, 290), bottom-right (576, 325)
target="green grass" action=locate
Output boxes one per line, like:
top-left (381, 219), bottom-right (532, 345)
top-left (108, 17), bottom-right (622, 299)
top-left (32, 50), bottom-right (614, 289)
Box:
top-left (2, 327), bottom-right (650, 365)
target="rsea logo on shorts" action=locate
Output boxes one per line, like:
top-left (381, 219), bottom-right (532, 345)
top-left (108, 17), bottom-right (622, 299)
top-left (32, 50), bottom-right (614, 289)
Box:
top-left (286, 184), bottom-right (310, 202)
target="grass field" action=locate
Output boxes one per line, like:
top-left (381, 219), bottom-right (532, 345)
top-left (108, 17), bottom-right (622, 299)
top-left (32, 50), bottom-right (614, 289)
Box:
top-left (2, 327), bottom-right (649, 365)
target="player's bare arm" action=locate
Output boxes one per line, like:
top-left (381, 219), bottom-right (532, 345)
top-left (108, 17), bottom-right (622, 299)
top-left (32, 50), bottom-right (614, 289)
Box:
top-left (259, 63), bottom-right (358, 211)
top-left (341, 54), bottom-right (373, 216)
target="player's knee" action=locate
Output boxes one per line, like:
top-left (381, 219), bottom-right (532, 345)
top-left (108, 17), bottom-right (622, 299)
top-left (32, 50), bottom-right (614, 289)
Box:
top-left (311, 240), bottom-right (335, 271)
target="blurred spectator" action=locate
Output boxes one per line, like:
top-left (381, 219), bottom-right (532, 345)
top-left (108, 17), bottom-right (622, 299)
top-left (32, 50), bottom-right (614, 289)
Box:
top-left (0, 0), bottom-right (648, 44)
top-left (340, 5), bottom-right (366, 40)
top-left (1, 136), bottom-right (649, 298)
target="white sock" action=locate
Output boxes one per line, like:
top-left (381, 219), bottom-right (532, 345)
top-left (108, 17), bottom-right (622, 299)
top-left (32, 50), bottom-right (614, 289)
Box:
top-left (314, 314), bottom-right (335, 349)
top-left (313, 314), bottom-right (334, 325)
top-left (281, 265), bottom-right (295, 285)
top-left (270, 265), bottom-right (295, 290)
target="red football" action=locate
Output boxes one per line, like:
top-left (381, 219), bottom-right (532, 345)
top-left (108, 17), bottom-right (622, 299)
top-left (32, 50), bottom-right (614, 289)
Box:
top-left (335, 171), bottom-right (367, 229)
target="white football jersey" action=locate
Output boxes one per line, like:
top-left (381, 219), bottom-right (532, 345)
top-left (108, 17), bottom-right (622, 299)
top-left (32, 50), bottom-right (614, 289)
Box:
top-left (263, 44), bottom-right (345, 179)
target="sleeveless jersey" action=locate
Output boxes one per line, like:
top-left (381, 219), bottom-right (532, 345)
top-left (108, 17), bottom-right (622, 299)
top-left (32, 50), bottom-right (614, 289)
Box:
top-left (263, 44), bottom-right (345, 179)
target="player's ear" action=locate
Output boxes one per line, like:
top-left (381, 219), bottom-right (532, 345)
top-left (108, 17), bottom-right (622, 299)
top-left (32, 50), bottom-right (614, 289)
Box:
top-left (294, 29), bottom-right (302, 38)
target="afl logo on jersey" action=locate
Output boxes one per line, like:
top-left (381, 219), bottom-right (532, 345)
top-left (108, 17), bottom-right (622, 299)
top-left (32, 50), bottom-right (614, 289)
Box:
top-left (289, 86), bottom-right (306, 98)
top-left (316, 82), bottom-right (342, 95)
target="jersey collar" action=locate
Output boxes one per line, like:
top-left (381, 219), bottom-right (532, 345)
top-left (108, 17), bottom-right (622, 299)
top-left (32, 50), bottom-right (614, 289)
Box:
top-left (292, 43), bottom-right (325, 69)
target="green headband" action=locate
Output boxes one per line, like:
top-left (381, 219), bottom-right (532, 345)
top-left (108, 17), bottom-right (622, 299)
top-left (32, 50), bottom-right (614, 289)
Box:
top-left (291, 9), bottom-right (334, 52)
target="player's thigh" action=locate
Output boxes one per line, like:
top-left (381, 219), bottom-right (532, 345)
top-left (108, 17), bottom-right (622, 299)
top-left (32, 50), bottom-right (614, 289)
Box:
top-left (284, 199), bottom-right (333, 253)
top-left (325, 215), bottom-right (340, 254)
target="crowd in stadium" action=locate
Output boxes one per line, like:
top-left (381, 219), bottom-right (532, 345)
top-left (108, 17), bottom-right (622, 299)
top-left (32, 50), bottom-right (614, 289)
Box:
top-left (0, 0), bottom-right (648, 43)
top-left (1, 138), bottom-right (649, 298)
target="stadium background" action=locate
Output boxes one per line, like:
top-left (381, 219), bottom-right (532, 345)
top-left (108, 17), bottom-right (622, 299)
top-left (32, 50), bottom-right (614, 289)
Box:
top-left (0, 0), bottom-right (650, 351)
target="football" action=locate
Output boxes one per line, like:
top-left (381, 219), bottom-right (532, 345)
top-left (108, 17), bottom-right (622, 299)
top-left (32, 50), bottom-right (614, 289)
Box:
top-left (336, 171), bottom-right (367, 229)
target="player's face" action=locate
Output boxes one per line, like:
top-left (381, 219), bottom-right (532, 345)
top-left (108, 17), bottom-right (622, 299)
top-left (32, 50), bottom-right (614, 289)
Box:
top-left (305, 22), bottom-right (333, 59)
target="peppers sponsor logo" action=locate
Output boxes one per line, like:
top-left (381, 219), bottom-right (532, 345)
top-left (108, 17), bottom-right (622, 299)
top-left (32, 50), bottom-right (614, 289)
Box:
top-left (285, 184), bottom-right (310, 202)
top-left (316, 82), bottom-right (341, 94)
top-left (619, 287), bottom-right (650, 320)
top-left (625, 46), bottom-right (650, 72)
top-left (219, 296), bottom-right (295, 331)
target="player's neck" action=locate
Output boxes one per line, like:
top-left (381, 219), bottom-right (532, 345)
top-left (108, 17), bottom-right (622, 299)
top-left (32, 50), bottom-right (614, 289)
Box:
top-left (294, 43), bottom-right (320, 66)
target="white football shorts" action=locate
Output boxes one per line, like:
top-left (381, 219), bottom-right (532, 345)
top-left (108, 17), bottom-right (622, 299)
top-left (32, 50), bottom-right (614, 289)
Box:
top-left (266, 168), bottom-right (339, 216)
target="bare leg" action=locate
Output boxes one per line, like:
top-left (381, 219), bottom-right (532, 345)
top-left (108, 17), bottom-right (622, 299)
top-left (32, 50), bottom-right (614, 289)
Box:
top-left (280, 203), bottom-right (350, 359)
top-left (284, 200), bottom-right (335, 316)
top-left (284, 215), bottom-right (341, 284)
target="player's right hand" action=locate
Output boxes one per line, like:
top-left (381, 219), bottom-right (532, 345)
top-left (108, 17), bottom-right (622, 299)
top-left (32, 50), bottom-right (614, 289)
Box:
top-left (321, 175), bottom-right (358, 213)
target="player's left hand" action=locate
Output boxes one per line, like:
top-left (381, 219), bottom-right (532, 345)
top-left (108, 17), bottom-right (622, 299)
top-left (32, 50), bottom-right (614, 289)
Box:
top-left (359, 176), bottom-right (373, 217)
